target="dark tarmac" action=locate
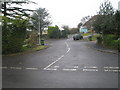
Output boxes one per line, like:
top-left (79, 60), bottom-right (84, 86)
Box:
top-left (2, 36), bottom-right (119, 88)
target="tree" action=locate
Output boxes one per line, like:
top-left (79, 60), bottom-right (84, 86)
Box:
top-left (62, 25), bottom-right (70, 34)
top-left (2, 16), bottom-right (30, 54)
top-left (93, 0), bottom-right (115, 34)
top-left (77, 22), bottom-right (83, 29)
top-left (114, 11), bottom-right (120, 35)
top-left (1, 0), bottom-right (35, 18)
top-left (31, 8), bottom-right (51, 39)
top-left (1, 0), bottom-right (34, 54)
top-left (98, 0), bottom-right (114, 15)
top-left (48, 25), bottom-right (61, 38)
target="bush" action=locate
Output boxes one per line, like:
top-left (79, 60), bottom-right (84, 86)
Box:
top-left (103, 34), bottom-right (118, 46)
top-left (96, 36), bottom-right (103, 44)
top-left (110, 40), bottom-right (120, 49)
top-left (2, 16), bottom-right (29, 54)
top-left (48, 26), bottom-right (68, 38)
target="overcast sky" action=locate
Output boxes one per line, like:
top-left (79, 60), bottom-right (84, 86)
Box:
top-left (24, 0), bottom-right (120, 28)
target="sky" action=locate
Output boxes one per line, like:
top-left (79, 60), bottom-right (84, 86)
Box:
top-left (23, 0), bottom-right (120, 28)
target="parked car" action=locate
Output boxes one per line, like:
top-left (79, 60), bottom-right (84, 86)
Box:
top-left (73, 34), bottom-right (83, 40)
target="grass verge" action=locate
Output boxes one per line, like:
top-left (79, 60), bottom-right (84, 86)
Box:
top-left (3, 45), bottom-right (49, 56)
top-left (81, 34), bottom-right (100, 41)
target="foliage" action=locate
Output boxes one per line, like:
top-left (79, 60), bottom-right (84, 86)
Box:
top-left (98, 0), bottom-right (114, 15)
top-left (69, 28), bottom-right (79, 34)
top-left (96, 36), bottom-right (103, 44)
top-left (77, 23), bottom-right (83, 29)
top-left (81, 33), bottom-right (90, 36)
top-left (25, 31), bottom-right (38, 48)
top-left (96, 34), bottom-right (119, 49)
top-left (48, 25), bottom-right (67, 38)
top-left (61, 30), bottom-right (68, 38)
top-left (2, 16), bottom-right (30, 54)
top-left (1, 0), bottom-right (35, 18)
top-left (62, 25), bottom-right (70, 34)
top-left (48, 26), bottom-right (61, 38)
top-left (31, 8), bottom-right (51, 38)
top-left (93, 0), bottom-right (116, 35)
top-left (102, 34), bottom-right (118, 45)
top-left (114, 11), bottom-right (120, 35)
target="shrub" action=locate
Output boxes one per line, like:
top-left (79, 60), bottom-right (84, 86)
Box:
top-left (96, 36), bottom-right (103, 44)
top-left (110, 40), bottom-right (120, 49)
top-left (103, 34), bottom-right (118, 46)
top-left (2, 16), bottom-right (29, 54)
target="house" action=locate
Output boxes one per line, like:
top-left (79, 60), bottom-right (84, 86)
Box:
top-left (79, 26), bottom-right (88, 33)
top-left (83, 15), bottom-right (98, 30)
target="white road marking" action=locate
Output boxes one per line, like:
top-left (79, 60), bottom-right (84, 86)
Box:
top-left (104, 67), bottom-right (119, 69)
top-left (26, 68), bottom-right (38, 70)
top-left (65, 42), bottom-right (71, 53)
top-left (43, 54), bottom-right (64, 70)
top-left (74, 66), bottom-right (79, 68)
top-left (83, 69), bottom-right (98, 72)
top-left (0, 67), bottom-right (8, 69)
top-left (10, 67), bottom-right (22, 70)
top-left (84, 66), bottom-right (98, 69)
top-left (43, 42), bottom-right (70, 70)
top-left (54, 66), bottom-right (59, 68)
top-left (62, 68), bottom-right (77, 71)
top-left (104, 69), bottom-right (120, 72)
top-left (44, 68), bottom-right (57, 71)
top-left (67, 48), bottom-right (70, 53)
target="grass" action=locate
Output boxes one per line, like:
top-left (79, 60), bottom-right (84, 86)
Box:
top-left (81, 33), bottom-right (90, 36)
top-left (22, 45), bottom-right (48, 52)
top-left (3, 45), bottom-right (48, 56)
top-left (81, 34), bottom-right (100, 41)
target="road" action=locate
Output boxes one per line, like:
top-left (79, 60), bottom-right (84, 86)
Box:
top-left (2, 36), bottom-right (119, 88)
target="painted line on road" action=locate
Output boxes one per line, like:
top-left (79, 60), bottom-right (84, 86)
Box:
top-left (43, 42), bottom-right (70, 70)
top-left (26, 68), bottom-right (38, 70)
top-left (84, 66), bottom-right (98, 69)
top-left (54, 66), bottom-right (59, 68)
top-left (0, 67), bottom-right (8, 69)
top-left (74, 66), bottom-right (79, 69)
top-left (65, 42), bottom-right (71, 53)
top-left (104, 67), bottom-right (119, 69)
top-left (83, 69), bottom-right (98, 72)
top-left (62, 68), bottom-right (77, 71)
top-left (43, 55), bottom-right (65, 70)
top-left (104, 69), bottom-right (120, 72)
top-left (44, 68), bottom-right (57, 71)
top-left (10, 67), bottom-right (22, 70)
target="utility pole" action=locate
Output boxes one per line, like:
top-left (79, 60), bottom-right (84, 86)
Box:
top-left (38, 14), bottom-right (40, 45)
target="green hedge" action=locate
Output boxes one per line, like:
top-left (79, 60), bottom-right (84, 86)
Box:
top-left (97, 34), bottom-right (119, 49)
top-left (103, 34), bottom-right (118, 46)
top-left (2, 16), bottom-right (29, 54)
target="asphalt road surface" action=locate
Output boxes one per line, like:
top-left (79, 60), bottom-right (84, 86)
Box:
top-left (2, 36), bottom-right (119, 88)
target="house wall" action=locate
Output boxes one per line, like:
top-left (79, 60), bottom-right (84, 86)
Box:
top-left (79, 27), bottom-right (88, 33)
